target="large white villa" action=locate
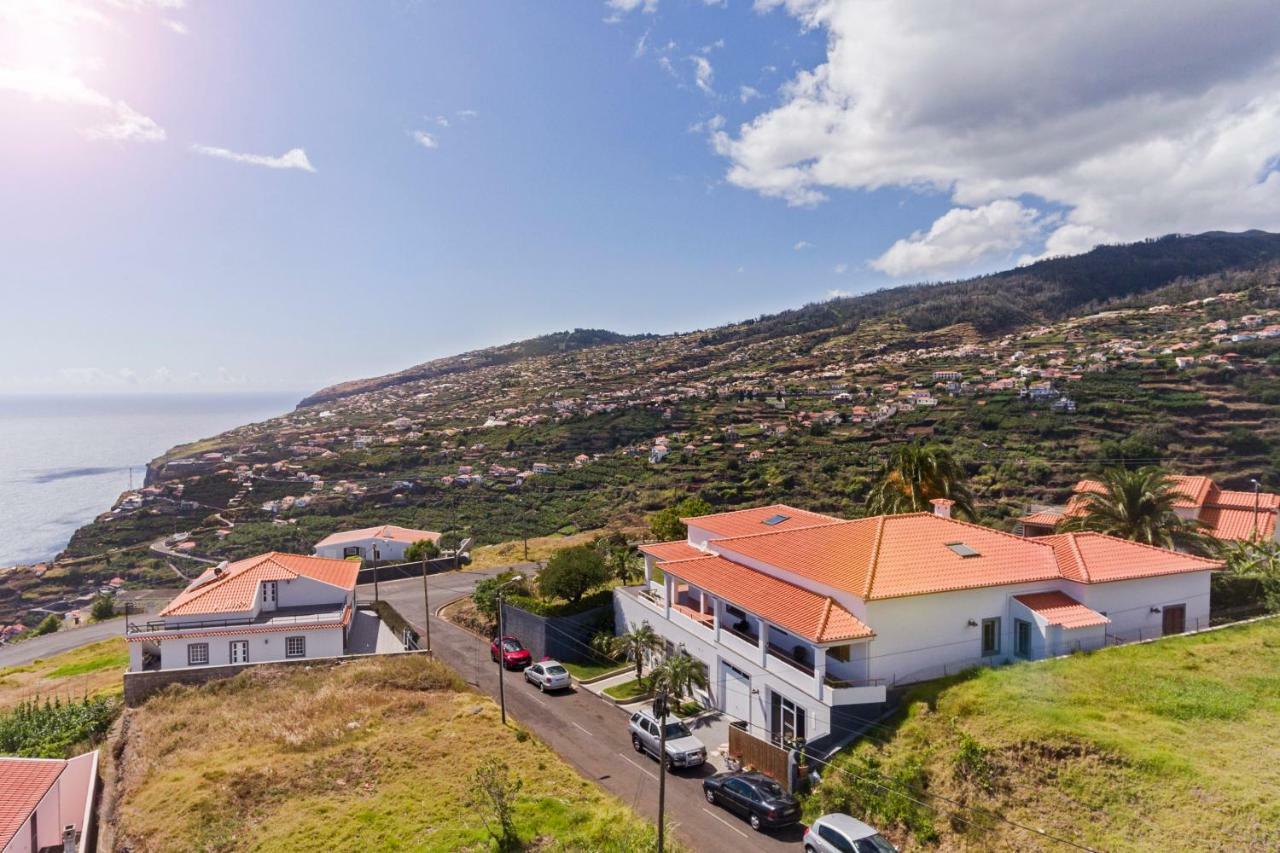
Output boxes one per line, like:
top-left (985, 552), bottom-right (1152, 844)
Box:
top-left (615, 501), bottom-right (1220, 750)
top-left (126, 552), bottom-right (359, 672)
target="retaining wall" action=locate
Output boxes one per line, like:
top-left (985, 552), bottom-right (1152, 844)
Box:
top-left (499, 601), bottom-right (613, 664)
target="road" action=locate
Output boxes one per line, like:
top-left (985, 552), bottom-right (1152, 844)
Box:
top-left (367, 571), bottom-right (803, 853)
top-left (0, 592), bottom-right (163, 669)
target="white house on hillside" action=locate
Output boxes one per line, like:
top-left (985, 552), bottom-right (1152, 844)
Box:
top-left (126, 552), bottom-right (358, 672)
top-left (313, 524), bottom-right (441, 561)
top-left (616, 502), bottom-right (1219, 750)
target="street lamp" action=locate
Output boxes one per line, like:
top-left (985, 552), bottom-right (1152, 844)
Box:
top-left (495, 575), bottom-right (524, 726)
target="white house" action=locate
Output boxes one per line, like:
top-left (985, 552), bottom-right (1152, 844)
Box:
top-left (615, 502), bottom-right (1219, 751)
top-left (313, 524), bottom-right (441, 562)
top-left (0, 752), bottom-right (98, 853)
top-left (126, 552), bottom-right (359, 672)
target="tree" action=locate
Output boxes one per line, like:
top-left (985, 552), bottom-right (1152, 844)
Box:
top-left (465, 757), bottom-right (523, 852)
top-left (537, 545), bottom-right (610, 605)
top-left (472, 571), bottom-right (532, 621)
top-left (593, 622), bottom-right (663, 681)
top-left (438, 531), bottom-right (462, 552)
top-left (594, 531), bottom-right (640, 584)
top-left (404, 538), bottom-right (440, 562)
top-left (1217, 539), bottom-right (1280, 610)
top-left (866, 442), bottom-right (975, 519)
top-left (90, 596), bottom-right (115, 622)
top-left (32, 614), bottom-right (61, 636)
top-left (648, 496), bottom-right (714, 541)
top-left (1061, 467), bottom-right (1208, 552)
top-left (649, 652), bottom-right (708, 702)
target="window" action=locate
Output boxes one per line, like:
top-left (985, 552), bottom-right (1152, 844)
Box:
top-left (762, 513), bottom-right (790, 526)
top-left (1014, 619), bottom-right (1032, 658)
top-left (229, 640), bottom-right (249, 664)
top-left (818, 825), bottom-right (855, 853)
top-left (285, 636), bottom-right (306, 658)
top-left (187, 642), bottom-right (209, 666)
top-left (945, 542), bottom-right (981, 558)
top-left (981, 617), bottom-right (1001, 656)
top-left (343, 546), bottom-right (362, 558)
top-left (770, 692), bottom-right (807, 745)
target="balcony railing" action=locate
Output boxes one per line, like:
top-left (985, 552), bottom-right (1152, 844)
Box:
top-left (767, 643), bottom-right (814, 677)
top-left (823, 674), bottom-right (885, 689)
top-left (671, 603), bottom-right (714, 629)
top-left (127, 605), bottom-right (348, 635)
top-left (724, 622), bottom-right (759, 645)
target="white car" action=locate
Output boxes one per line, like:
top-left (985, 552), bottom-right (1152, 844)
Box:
top-left (523, 660), bottom-right (572, 692)
top-left (804, 813), bottom-right (898, 853)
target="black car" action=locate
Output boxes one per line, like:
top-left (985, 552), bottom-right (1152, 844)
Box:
top-left (702, 771), bottom-right (801, 831)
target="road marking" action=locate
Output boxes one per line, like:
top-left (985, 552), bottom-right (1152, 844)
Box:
top-left (617, 752), bottom-right (658, 781)
top-left (703, 808), bottom-right (749, 838)
top-left (572, 721), bottom-right (592, 735)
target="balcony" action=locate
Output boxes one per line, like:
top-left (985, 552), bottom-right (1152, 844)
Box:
top-left (127, 604), bottom-right (349, 635)
top-left (767, 642), bottom-right (814, 676)
top-left (670, 603), bottom-right (714, 632)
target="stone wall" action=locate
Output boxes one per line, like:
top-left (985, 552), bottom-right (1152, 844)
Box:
top-left (499, 601), bottom-right (613, 665)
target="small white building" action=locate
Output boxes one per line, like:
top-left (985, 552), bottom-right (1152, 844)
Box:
top-left (126, 552), bottom-right (359, 672)
top-left (313, 524), bottom-right (441, 562)
top-left (0, 752), bottom-right (98, 853)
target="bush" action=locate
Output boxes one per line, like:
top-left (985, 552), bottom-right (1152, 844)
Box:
top-left (538, 545), bottom-right (611, 605)
top-left (90, 596), bottom-right (116, 621)
top-left (404, 538), bottom-right (440, 561)
top-left (33, 614), bottom-right (61, 636)
top-left (472, 571), bottom-right (534, 622)
top-left (0, 695), bottom-right (119, 758)
top-left (811, 751), bottom-right (937, 844)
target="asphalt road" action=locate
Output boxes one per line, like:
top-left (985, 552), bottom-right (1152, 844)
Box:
top-left (0, 591), bottom-right (164, 669)
top-left (366, 571), bottom-right (804, 853)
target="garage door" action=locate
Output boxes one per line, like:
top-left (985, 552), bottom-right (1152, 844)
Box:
top-left (722, 662), bottom-right (751, 723)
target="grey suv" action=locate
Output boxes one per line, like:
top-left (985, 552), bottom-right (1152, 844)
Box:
top-left (628, 708), bottom-right (706, 768)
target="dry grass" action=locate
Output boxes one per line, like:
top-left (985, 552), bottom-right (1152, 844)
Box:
top-left (466, 530), bottom-right (604, 571)
top-left (0, 638), bottom-right (127, 711)
top-left (111, 654), bottom-right (671, 852)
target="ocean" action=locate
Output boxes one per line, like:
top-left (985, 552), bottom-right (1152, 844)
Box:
top-left (0, 393), bottom-right (299, 568)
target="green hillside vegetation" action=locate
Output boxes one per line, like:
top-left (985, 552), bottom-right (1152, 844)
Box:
top-left (809, 618), bottom-right (1280, 851)
top-left (110, 654), bottom-right (674, 852)
top-left (0, 638), bottom-right (128, 710)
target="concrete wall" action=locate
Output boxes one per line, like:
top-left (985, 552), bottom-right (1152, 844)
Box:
top-left (60, 751), bottom-right (98, 853)
top-left (158, 624), bottom-right (345, 669)
top-left (499, 601), bottom-right (612, 665)
top-left (1068, 571), bottom-right (1212, 641)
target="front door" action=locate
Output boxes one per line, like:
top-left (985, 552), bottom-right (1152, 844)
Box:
top-left (229, 640), bottom-right (248, 664)
top-left (1162, 604), bottom-right (1186, 636)
top-left (722, 663), bottom-right (751, 723)
top-left (1014, 619), bottom-right (1032, 659)
top-left (262, 581), bottom-right (278, 612)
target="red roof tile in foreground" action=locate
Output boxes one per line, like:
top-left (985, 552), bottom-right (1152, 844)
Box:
top-left (160, 552), bottom-right (358, 617)
top-left (1013, 591), bottom-right (1110, 629)
top-left (0, 758), bottom-right (64, 848)
top-left (659, 555), bottom-right (873, 643)
top-left (315, 524), bottom-right (441, 547)
top-left (638, 540), bottom-right (706, 562)
top-left (681, 503), bottom-right (841, 539)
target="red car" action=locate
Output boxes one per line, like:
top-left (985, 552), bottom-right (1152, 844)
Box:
top-left (490, 636), bottom-right (532, 669)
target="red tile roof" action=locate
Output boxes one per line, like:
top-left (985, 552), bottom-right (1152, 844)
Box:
top-left (160, 552), bottom-right (358, 616)
top-left (1018, 510), bottom-right (1064, 527)
top-left (1040, 532), bottom-right (1222, 583)
top-left (658, 555), bottom-right (873, 643)
top-left (1199, 505), bottom-right (1276, 540)
top-left (638, 540), bottom-right (706, 562)
top-left (682, 503), bottom-right (842, 539)
top-left (1069, 475), bottom-right (1279, 541)
top-left (315, 524), bottom-right (440, 547)
top-left (1013, 591), bottom-right (1110, 629)
top-left (0, 758), bottom-right (64, 848)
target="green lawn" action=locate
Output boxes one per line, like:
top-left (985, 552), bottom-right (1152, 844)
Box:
top-left (0, 638), bottom-right (127, 710)
top-left (603, 677), bottom-right (650, 702)
top-left (561, 660), bottom-right (627, 682)
top-left (808, 618), bottom-right (1280, 851)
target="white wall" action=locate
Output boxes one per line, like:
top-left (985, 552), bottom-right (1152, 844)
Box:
top-left (315, 537), bottom-right (411, 561)
top-left (1067, 571), bottom-right (1212, 641)
top-left (158, 625), bottom-right (345, 669)
top-left (276, 576), bottom-right (350, 609)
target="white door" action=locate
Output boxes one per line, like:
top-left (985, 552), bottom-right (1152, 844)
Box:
top-left (229, 640), bottom-right (248, 664)
top-left (722, 662), bottom-right (751, 723)
top-left (262, 581), bottom-right (278, 612)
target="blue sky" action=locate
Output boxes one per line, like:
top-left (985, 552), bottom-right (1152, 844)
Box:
top-left (3, 1), bottom-right (1279, 395)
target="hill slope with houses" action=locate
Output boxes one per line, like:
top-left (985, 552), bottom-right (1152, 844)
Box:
top-left (5, 231), bottom-right (1280, 627)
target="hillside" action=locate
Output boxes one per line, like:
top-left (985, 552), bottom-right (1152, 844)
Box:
top-left (809, 618), bottom-right (1280, 851)
top-left (106, 654), bottom-right (671, 852)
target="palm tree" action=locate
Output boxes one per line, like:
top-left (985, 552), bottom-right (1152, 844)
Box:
top-left (593, 622), bottom-right (663, 681)
top-left (1061, 467), bottom-right (1208, 552)
top-left (866, 441), bottom-right (975, 519)
top-left (649, 652), bottom-right (708, 702)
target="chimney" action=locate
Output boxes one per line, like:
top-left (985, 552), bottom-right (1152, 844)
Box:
top-left (931, 498), bottom-right (954, 519)
top-left (63, 825), bottom-right (77, 853)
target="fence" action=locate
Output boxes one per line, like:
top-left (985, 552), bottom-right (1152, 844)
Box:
top-left (727, 720), bottom-right (793, 792)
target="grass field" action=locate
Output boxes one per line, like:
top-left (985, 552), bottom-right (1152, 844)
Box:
top-left (111, 653), bottom-right (676, 852)
top-left (466, 529), bottom-right (606, 571)
top-left (809, 617), bottom-right (1280, 852)
top-left (0, 638), bottom-right (128, 711)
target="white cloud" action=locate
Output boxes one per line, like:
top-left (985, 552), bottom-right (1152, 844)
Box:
top-left (872, 200), bottom-right (1043, 277)
top-left (827, 288), bottom-right (851, 298)
top-left (688, 114), bottom-right (725, 134)
top-left (691, 55), bottom-right (714, 95)
top-left (411, 130), bottom-right (438, 149)
top-left (435, 116), bottom-right (450, 128)
top-left (191, 144), bottom-right (316, 172)
top-left (456, 109), bottom-right (479, 120)
top-left (833, 263), bottom-right (848, 274)
top-left (604, 0), bottom-right (658, 19)
top-left (793, 240), bottom-right (814, 251)
top-left (739, 85), bottom-right (762, 104)
top-left (163, 18), bottom-right (187, 34)
top-left (0, 65), bottom-right (165, 142)
top-left (634, 29), bottom-right (650, 58)
top-left (700, 38), bottom-right (725, 54)
top-left (719, 1), bottom-right (1280, 273)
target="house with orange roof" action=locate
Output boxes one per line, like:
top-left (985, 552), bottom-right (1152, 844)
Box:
top-left (617, 501), bottom-right (1219, 750)
top-left (0, 752), bottom-right (98, 853)
top-left (126, 552), bottom-right (359, 673)
top-left (313, 524), bottom-right (441, 562)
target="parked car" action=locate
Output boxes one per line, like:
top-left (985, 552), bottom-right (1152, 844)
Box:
top-left (489, 635), bottom-right (532, 669)
top-left (804, 813), bottom-right (898, 852)
top-left (628, 708), bottom-right (706, 769)
top-left (701, 771), bottom-right (800, 832)
top-left (524, 659), bottom-right (572, 692)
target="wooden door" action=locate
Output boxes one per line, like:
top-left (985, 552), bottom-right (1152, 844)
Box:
top-left (1162, 604), bottom-right (1186, 636)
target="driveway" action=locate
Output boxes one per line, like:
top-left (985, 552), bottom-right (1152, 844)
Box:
top-left (366, 571), bottom-right (805, 853)
top-left (0, 591), bottom-right (164, 669)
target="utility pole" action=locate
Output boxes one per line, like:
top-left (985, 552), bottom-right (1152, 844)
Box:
top-left (1252, 479), bottom-right (1262, 540)
top-left (495, 575), bottom-right (524, 726)
top-left (372, 544), bottom-right (381, 603)
top-left (420, 554), bottom-right (431, 652)
top-left (656, 688), bottom-right (669, 853)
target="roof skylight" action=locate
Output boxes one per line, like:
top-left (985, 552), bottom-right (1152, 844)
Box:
top-left (945, 542), bottom-right (981, 558)
top-left (763, 513), bottom-right (790, 526)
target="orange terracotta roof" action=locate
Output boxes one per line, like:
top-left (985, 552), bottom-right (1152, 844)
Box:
top-left (682, 503), bottom-right (842, 539)
top-left (1199, 505), bottom-right (1277, 540)
top-left (1040, 533), bottom-right (1221, 582)
top-left (0, 758), bottom-right (64, 848)
top-left (638, 540), bottom-right (706, 562)
top-left (1013, 591), bottom-right (1110, 629)
top-left (315, 524), bottom-right (440, 547)
top-left (1069, 475), bottom-right (1280, 542)
top-left (1018, 511), bottom-right (1064, 527)
top-left (659, 555), bottom-right (873, 643)
top-left (160, 552), bottom-right (358, 616)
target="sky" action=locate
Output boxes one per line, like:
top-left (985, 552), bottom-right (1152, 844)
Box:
top-left (3, 0), bottom-right (1280, 396)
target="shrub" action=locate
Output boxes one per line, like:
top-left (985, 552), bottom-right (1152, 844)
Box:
top-left (538, 545), bottom-right (611, 605)
top-left (0, 695), bottom-right (120, 758)
top-left (811, 751), bottom-right (938, 844)
top-left (404, 538), bottom-right (440, 561)
top-left (648, 496), bottom-right (713, 541)
top-left (90, 596), bottom-right (116, 622)
top-left (466, 757), bottom-right (523, 852)
top-left (33, 614), bottom-right (61, 636)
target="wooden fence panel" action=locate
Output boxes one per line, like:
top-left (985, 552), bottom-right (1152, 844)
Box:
top-left (727, 721), bottom-right (791, 791)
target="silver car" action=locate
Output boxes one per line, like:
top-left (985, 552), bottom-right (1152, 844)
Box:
top-left (523, 660), bottom-right (572, 692)
top-left (804, 813), bottom-right (898, 853)
top-left (628, 708), bottom-right (706, 768)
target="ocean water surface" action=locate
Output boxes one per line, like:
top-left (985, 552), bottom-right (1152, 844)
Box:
top-left (0, 393), bottom-right (297, 567)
